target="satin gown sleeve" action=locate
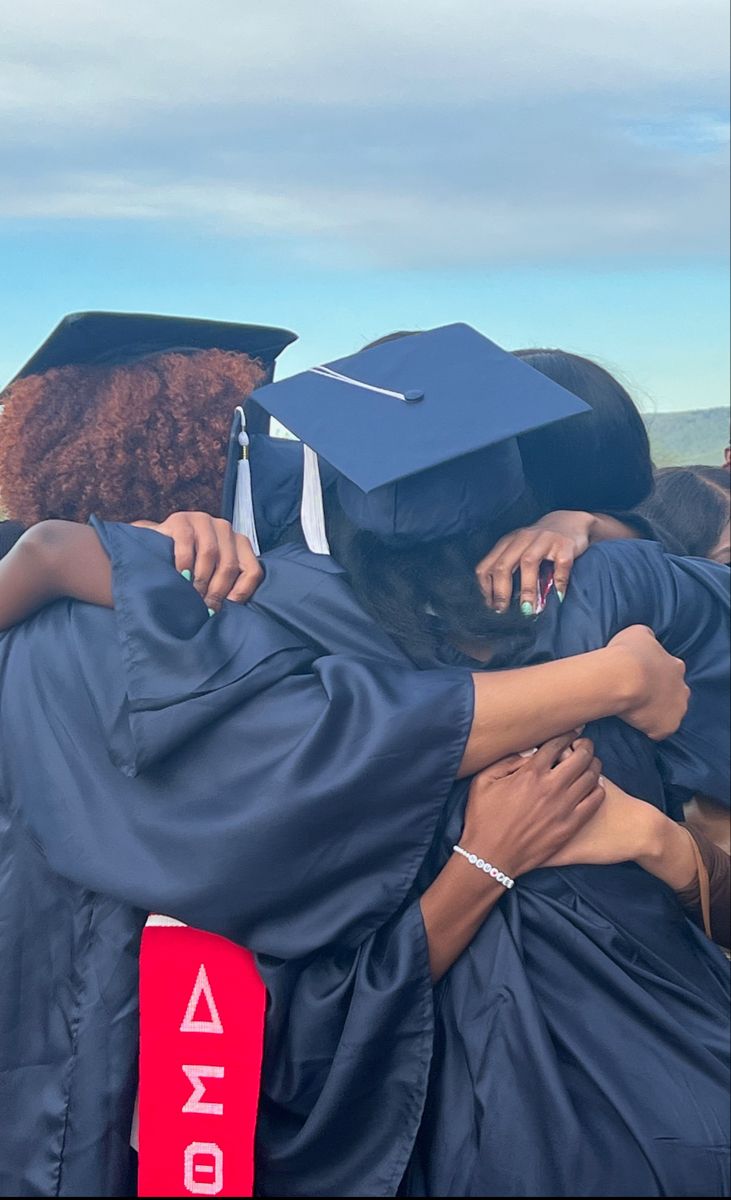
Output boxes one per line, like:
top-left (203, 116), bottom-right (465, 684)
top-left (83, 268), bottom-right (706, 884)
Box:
top-left (0, 518), bottom-right (473, 956)
top-left (540, 540), bottom-right (730, 806)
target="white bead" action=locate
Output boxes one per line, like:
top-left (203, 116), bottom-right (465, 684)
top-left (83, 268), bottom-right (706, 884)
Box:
top-left (452, 845), bottom-right (513, 891)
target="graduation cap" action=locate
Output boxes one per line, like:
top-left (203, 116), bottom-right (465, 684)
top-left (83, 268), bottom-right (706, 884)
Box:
top-left (10, 310), bottom-right (296, 437)
top-left (247, 322), bottom-right (590, 551)
top-left (11, 310), bottom-right (297, 382)
top-left (7, 310), bottom-right (298, 541)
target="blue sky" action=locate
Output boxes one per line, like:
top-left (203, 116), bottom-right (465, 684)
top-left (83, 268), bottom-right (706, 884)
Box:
top-left (1, 0), bottom-right (728, 412)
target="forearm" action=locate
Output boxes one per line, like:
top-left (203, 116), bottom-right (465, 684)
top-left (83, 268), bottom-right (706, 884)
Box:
top-left (0, 521), bottom-right (113, 630)
top-left (420, 853), bottom-right (506, 982)
top-left (590, 513), bottom-right (641, 542)
top-left (460, 647), bottom-right (634, 777)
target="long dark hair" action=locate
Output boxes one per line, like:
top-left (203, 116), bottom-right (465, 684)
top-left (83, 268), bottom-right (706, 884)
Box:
top-left (514, 349), bottom-right (654, 511)
top-left (638, 466), bottom-right (730, 560)
top-left (325, 489), bottom-right (543, 668)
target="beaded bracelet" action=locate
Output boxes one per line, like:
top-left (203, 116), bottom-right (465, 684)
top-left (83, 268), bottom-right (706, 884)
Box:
top-left (452, 844), bottom-right (515, 889)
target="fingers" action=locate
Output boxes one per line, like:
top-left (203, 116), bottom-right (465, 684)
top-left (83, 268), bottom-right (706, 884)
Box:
top-left (171, 524), bottom-right (196, 576)
top-left (532, 731), bottom-right (580, 770)
top-left (476, 530), bottom-right (534, 612)
top-left (476, 530), bottom-right (575, 614)
top-left (551, 550), bottom-right (574, 604)
top-left (550, 738), bottom-right (598, 788)
top-left (519, 536), bottom-right (574, 611)
top-left (189, 521), bottom-right (220, 605)
top-left (475, 554), bottom-right (495, 608)
top-left (202, 519), bottom-right (242, 612)
top-left (517, 549), bottom-right (542, 615)
top-left (571, 783), bottom-right (606, 823)
top-left (226, 534), bottom-right (264, 603)
top-left (563, 755), bottom-right (603, 806)
top-left (473, 753), bottom-right (527, 783)
top-left (476, 540), bottom-right (516, 613)
top-left (156, 513), bottom-right (263, 613)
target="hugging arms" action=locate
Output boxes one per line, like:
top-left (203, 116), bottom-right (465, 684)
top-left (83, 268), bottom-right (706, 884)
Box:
top-left (2, 509), bottom-right (720, 974)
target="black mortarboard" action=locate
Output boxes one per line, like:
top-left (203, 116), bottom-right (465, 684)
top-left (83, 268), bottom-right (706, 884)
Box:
top-left (249, 323), bottom-right (590, 547)
top-left (10, 311), bottom-right (297, 382)
top-left (10, 310), bottom-right (297, 441)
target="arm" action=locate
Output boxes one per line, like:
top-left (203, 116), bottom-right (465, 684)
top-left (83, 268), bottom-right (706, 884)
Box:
top-left (543, 778), bottom-right (730, 947)
top-left (422, 734), bottom-right (604, 980)
top-left (476, 509), bottom-right (642, 613)
top-left (0, 513), bottom-right (264, 631)
top-left (0, 521), bottom-right (112, 629)
top-left (460, 624), bottom-right (689, 776)
top-left (2, 526), bottom-right (687, 779)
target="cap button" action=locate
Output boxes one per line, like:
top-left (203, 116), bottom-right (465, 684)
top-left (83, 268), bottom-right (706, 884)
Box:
top-left (403, 389), bottom-right (424, 403)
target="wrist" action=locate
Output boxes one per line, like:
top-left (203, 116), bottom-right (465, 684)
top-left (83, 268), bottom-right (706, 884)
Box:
top-left (636, 811), bottom-right (696, 891)
top-left (586, 513), bottom-right (604, 543)
top-left (631, 803), bottom-right (668, 867)
top-left (456, 833), bottom-right (521, 884)
top-left (597, 644), bottom-right (643, 716)
top-left (424, 853), bottom-right (504, 925)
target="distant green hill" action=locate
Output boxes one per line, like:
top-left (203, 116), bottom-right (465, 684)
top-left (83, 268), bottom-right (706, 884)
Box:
top-left (643, 406), bottom-right (729, 467)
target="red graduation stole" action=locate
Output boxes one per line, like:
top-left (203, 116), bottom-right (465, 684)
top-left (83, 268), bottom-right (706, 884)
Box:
top-left (138, 919), bottom-right (266, 1197)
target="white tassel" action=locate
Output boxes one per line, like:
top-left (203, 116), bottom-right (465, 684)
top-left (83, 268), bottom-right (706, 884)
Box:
top-left (301, 443), bottom-right (331, 555)
top-left (232, 406), bottom-right (260, 555)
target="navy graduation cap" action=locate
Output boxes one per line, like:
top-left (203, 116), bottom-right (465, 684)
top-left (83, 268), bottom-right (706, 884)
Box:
top-left (248, 323), bottom-right (590, 549)
top-left (11, 310), bottom-right (297, 383)
top-left (7, 310), bottom-right (298, 533)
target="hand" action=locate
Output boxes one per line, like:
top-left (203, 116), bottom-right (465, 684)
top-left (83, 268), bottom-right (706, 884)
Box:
top-left (132, 512), bottom-right (263, 611)
top-left (475, 511), bottom-right (595, 614)
top-left (606, 625), bottom-right (689, 741)
top-left (543, 778), bottom-right (697, 892)
top-left (542, 777), bottom-right (661, 868)
top-left (461, 733), bottom-right (605, 880)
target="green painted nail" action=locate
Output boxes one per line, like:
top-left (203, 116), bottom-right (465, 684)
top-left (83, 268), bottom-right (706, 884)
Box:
top-left (180, 568), bottom-right (192, 581)
top-left (207, 607), bottom-right (216, 618)
top-left (556, 589), bottom-right (565, 603)
top-left (521, 601), bottom-right (534, 617)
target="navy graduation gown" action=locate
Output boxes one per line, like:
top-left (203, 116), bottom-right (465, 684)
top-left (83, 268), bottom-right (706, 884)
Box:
top-left (0, 525), bottom-right (728, 1196)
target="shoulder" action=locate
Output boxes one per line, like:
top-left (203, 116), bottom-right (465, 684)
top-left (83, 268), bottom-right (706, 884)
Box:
top-left (549, 539), bottom-right (728, 658)
top-left (572, 536), bottom-right (669, 581)
top-left (570, 538), bottom-right (729, 609)
top-left (563, 539), bottom-right (670, 627)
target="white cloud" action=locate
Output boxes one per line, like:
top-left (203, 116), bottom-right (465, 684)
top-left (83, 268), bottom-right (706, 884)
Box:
top-left (0, 0), bottom-right (727, 266)
top-left (1, 0), bottom-right (728, 115)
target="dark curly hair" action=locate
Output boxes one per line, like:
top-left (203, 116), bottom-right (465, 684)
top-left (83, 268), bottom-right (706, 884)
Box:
top-left (0, 349), bottom-right (264, 524)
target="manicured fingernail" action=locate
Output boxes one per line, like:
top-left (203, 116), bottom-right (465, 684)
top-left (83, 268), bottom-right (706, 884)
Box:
top-left (520, 601), bottom-right (534, 617)
top-left (207, 607), bottom-right (216, 618)
top-left (556, 589), bottom-right (565, 603)
top-left (180, 569), bottom-right (192, 581)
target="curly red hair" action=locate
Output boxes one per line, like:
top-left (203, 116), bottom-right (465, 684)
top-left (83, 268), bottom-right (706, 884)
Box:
top-left (0, 349), bottom-right (265, 524)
